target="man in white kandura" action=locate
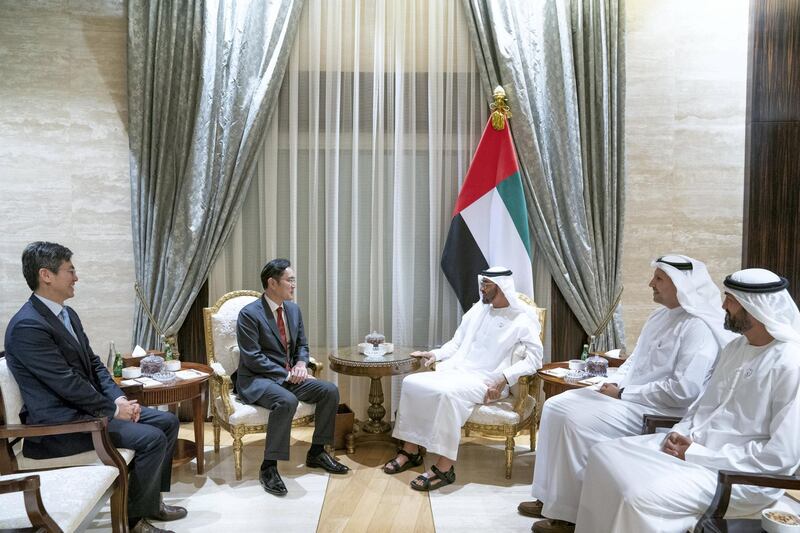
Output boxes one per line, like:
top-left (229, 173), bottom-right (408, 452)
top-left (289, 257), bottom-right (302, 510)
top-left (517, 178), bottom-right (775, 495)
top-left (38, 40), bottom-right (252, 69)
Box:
top-left (382, 267), bottom-right (543, 491)
top-left (527, 255), bottom-right (736, 533)
top-left (573, 268), bottom-right (800, 533)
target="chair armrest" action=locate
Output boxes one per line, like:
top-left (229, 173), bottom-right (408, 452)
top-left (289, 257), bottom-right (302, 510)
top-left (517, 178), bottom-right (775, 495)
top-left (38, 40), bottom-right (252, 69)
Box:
top-left (700, 470), bottom-right (800, 521)
top-left (0, 474), bottom-right (40, 495)
top-left (513, 374), bottom-right (533, 412)
top-left (0, 418), bottom-right (127, 477)
top-left (0, 474), bottom-right (61, 532)
top-left (641, 414), bottom-right (682, 435)
top-left (210, 361), bottom-right (227, 376)
top-left (209, 373), bottom-right (236, 419)
top-left (308, 356), bottom-right (323, 376)
top-left (1, 418), bottom-right (108, 439)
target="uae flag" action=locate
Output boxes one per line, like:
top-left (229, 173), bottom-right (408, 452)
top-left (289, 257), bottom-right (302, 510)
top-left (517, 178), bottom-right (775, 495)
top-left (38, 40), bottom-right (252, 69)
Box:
top-left (441, 117), bottom-right (533, 311)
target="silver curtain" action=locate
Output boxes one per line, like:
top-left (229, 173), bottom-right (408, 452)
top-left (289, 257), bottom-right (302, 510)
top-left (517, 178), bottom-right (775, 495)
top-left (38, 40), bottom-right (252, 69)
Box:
top-left (127, 0), bottom-right (304, 347)
top-left (461, 0), bottom-right (626, 349)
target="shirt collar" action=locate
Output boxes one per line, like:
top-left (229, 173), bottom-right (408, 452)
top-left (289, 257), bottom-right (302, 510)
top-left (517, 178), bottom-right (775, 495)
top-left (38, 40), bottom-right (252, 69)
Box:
top-left (264, 295), bottom-right (283, 314)
top-left (34, 294), bottom-right (64, 317)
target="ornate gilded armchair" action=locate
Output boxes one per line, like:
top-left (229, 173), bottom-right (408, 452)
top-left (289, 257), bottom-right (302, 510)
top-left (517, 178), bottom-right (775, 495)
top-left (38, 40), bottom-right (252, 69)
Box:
top-left (203, 290), bottom-right (319, 480)
top-left (461, 294), bottom-right (547, 479)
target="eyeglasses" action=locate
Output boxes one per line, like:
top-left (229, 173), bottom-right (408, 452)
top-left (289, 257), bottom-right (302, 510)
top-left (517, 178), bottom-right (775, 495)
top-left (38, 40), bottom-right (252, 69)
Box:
top-left (281, 277), bottom-right (297, 286)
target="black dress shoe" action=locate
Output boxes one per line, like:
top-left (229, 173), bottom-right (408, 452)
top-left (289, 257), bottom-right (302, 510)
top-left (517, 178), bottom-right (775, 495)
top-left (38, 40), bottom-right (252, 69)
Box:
top-left (150, 500), bottom-right (187, 522)
top-left (306, 450), bottom-right (350, 474)
top-left (131, 519), bottom-right (175, 533)
top-left (259, 465), bottom-right (288, 496)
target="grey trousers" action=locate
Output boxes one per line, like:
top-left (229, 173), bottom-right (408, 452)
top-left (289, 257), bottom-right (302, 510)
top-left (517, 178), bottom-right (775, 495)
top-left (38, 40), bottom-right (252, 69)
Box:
top-left (252, 378), bottom-right (339, 461)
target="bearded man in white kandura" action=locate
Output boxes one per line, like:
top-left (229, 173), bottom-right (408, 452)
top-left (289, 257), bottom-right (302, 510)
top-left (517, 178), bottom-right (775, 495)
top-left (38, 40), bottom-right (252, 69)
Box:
top-left (383, 267), bottom-right (543, 491)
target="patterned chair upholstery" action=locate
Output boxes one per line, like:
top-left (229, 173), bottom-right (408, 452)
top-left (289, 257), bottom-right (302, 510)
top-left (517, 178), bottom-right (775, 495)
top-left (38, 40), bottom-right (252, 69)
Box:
top-left (0, 355), bottom-right (128, 532)
top-left (203, 290), bottom-right (318, 480)
top-left (461, 293), bottom-right (547, 479)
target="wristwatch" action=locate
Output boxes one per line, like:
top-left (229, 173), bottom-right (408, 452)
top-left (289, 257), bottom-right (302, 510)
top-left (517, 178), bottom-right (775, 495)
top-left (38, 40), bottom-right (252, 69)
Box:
top-left (617, 387), bottom-right (625, 399)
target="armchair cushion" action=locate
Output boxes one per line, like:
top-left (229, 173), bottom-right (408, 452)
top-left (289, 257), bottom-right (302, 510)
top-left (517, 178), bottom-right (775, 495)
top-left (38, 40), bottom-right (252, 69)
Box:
top-left (15, 447), bottom-right (136, 470)
top-left (0, 465), bottom-right (117, 531)
top-left (215, 393), bottom-right (316, 426)
top-left (467, 395), bottom-right (536, 426)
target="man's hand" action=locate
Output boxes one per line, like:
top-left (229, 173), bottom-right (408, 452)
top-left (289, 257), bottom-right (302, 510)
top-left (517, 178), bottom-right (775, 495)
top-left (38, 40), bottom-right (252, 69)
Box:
top-left (484, 375), bottom-right (508, 403)
top-left (287, 361), bottom-right (309, 384)
top-left (661, 431), bottom-right (692, 460)
top-left (114, 397), bottom-right (140, 422)
top-left (410, 351), bottom-right (436, 368)
top-left (598, 383), bottom-right (621, 399)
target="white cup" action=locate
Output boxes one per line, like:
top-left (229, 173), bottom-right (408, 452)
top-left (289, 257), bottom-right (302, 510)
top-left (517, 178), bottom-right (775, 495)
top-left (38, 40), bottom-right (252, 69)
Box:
top-left (164, 360), bottom-right (181, 372)
top-left (122, 367), bottom-right (142, 379)
top-left (568, 359), bottom-right (586, 372)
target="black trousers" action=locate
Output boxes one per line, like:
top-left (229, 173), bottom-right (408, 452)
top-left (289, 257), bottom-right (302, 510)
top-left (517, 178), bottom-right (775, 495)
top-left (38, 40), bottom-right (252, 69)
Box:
top-left (108, 407), bottom-right (179, 519)
top-left (252, 378), bottom-right (339, 461)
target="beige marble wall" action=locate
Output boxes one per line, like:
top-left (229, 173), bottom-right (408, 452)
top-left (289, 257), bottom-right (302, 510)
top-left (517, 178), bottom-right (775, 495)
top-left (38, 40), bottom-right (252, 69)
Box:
top-left (622, 0), bottom-right (748, 345)
top-left (0, 1), bottom-right (134, 352)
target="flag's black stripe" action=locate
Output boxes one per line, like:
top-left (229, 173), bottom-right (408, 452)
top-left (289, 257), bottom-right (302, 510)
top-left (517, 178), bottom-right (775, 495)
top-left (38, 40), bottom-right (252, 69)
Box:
top-left (441, 214), bottom-right (488, 312)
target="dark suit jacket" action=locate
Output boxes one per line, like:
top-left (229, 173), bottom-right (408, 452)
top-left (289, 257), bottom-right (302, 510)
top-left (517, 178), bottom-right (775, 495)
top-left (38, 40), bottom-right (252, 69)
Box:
top-left (4, 295), bottom-right (124, 458)
top-left (236, 296), bottom-right (310, 404)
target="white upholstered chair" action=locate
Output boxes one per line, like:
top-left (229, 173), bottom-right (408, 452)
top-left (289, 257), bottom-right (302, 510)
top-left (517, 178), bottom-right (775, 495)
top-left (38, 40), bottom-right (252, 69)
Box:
top-left (461, 293), bottom-right (547, 479)
top-left (203, 290), bottom-right (318, 480)
top-left (0, 356), bottom-right (128, 532)
top-left (0, 357), bottom-right (135, 472)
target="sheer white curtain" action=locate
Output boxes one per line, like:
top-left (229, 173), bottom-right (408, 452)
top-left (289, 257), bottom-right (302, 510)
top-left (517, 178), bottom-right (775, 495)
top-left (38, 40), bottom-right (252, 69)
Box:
top-left (209, 0), bottom-right (544, 418)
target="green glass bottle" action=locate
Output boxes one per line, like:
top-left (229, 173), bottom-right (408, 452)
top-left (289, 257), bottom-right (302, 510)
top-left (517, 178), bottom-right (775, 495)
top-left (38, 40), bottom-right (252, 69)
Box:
top-left (580, 343), bottom-right (589, 361)
top-left (111, 341), bottom-right (123, 378)
top-left (163, 336), bottom-right (174, 361)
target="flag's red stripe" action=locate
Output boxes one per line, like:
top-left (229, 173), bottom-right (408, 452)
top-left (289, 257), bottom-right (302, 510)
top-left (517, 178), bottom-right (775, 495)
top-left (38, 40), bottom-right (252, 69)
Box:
top-left (452, 119), bottom-right (520, 217)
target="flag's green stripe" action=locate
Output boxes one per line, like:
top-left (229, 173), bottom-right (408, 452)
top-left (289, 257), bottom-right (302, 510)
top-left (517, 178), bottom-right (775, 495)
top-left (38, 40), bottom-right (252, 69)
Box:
top-left (496, 171), bottom-right (532, 257)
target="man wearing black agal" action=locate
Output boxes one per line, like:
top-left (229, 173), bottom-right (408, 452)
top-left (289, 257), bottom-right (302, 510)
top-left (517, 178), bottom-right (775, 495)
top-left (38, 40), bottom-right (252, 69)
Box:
top-left (236, 258), bottom-right (349, 496)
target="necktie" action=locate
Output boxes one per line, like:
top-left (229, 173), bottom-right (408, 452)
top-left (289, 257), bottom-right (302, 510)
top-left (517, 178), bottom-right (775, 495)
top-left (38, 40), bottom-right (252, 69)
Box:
top-left (59, 308), bottom-right (78, 341)
top-left (276, 306), bottom-right (290, 370)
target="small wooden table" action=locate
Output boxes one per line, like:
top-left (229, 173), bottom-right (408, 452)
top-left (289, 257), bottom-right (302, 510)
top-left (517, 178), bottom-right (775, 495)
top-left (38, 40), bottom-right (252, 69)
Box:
top-left (117, 361), bottom-right (212, 474)
top-left (537, 362), bottom-right (587, 400)
top-left (328, 346), bottom-right (421, 453)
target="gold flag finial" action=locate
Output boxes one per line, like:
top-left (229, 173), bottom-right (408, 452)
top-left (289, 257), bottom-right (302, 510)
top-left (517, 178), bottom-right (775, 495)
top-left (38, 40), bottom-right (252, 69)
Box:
top-left (489, 85), bottom-right (511, 130)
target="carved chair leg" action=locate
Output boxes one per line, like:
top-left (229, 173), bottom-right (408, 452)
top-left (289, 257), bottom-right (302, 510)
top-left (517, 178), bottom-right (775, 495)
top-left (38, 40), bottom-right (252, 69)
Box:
top-left (233, 435), bottom-right (244, 481)
top-left (110, 481), bottom-right (127, 533)
top-left (213, 417), bottom-right (221, 453)
top-left (530, 417), bottom-right (536, 451)
top-left (505, 436), bottom-right (515, 479)
top-left (464, 428), bottom-right (471, 437)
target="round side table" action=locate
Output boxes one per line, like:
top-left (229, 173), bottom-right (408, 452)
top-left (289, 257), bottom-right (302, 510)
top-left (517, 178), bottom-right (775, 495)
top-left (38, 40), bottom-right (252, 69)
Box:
top-left (117, 361), bottom-right (212, 474)
top-left (328, 346), bottom-right (421, 453)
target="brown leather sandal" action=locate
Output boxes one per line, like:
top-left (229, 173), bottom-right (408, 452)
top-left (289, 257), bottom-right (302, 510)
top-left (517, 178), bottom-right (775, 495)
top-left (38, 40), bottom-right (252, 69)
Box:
top-left (382, 449), bottom-right (423, 474)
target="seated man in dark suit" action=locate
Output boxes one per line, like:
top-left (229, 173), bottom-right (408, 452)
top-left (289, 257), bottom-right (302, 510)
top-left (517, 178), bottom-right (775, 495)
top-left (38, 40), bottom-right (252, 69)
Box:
top-left (4, 241), bottom-right (186, 533)
top-left (236, 258), bottom-right (348, 496)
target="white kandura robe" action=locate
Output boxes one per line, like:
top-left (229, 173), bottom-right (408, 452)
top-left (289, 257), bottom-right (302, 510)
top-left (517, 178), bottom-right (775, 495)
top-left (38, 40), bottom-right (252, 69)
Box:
top-left (392, 303), bottom-right (542, 460)
top-left (533, 306), bottom-right (718, 523)
top-left (575, 337), bottom-right (800, 533)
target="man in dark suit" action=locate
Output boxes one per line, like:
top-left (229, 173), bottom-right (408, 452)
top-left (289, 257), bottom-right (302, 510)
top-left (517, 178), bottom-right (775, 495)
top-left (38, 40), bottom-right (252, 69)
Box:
top-left (4, 242), bottom-right (187, 533)
top-left (237, 258), bottom-right (348, 496)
